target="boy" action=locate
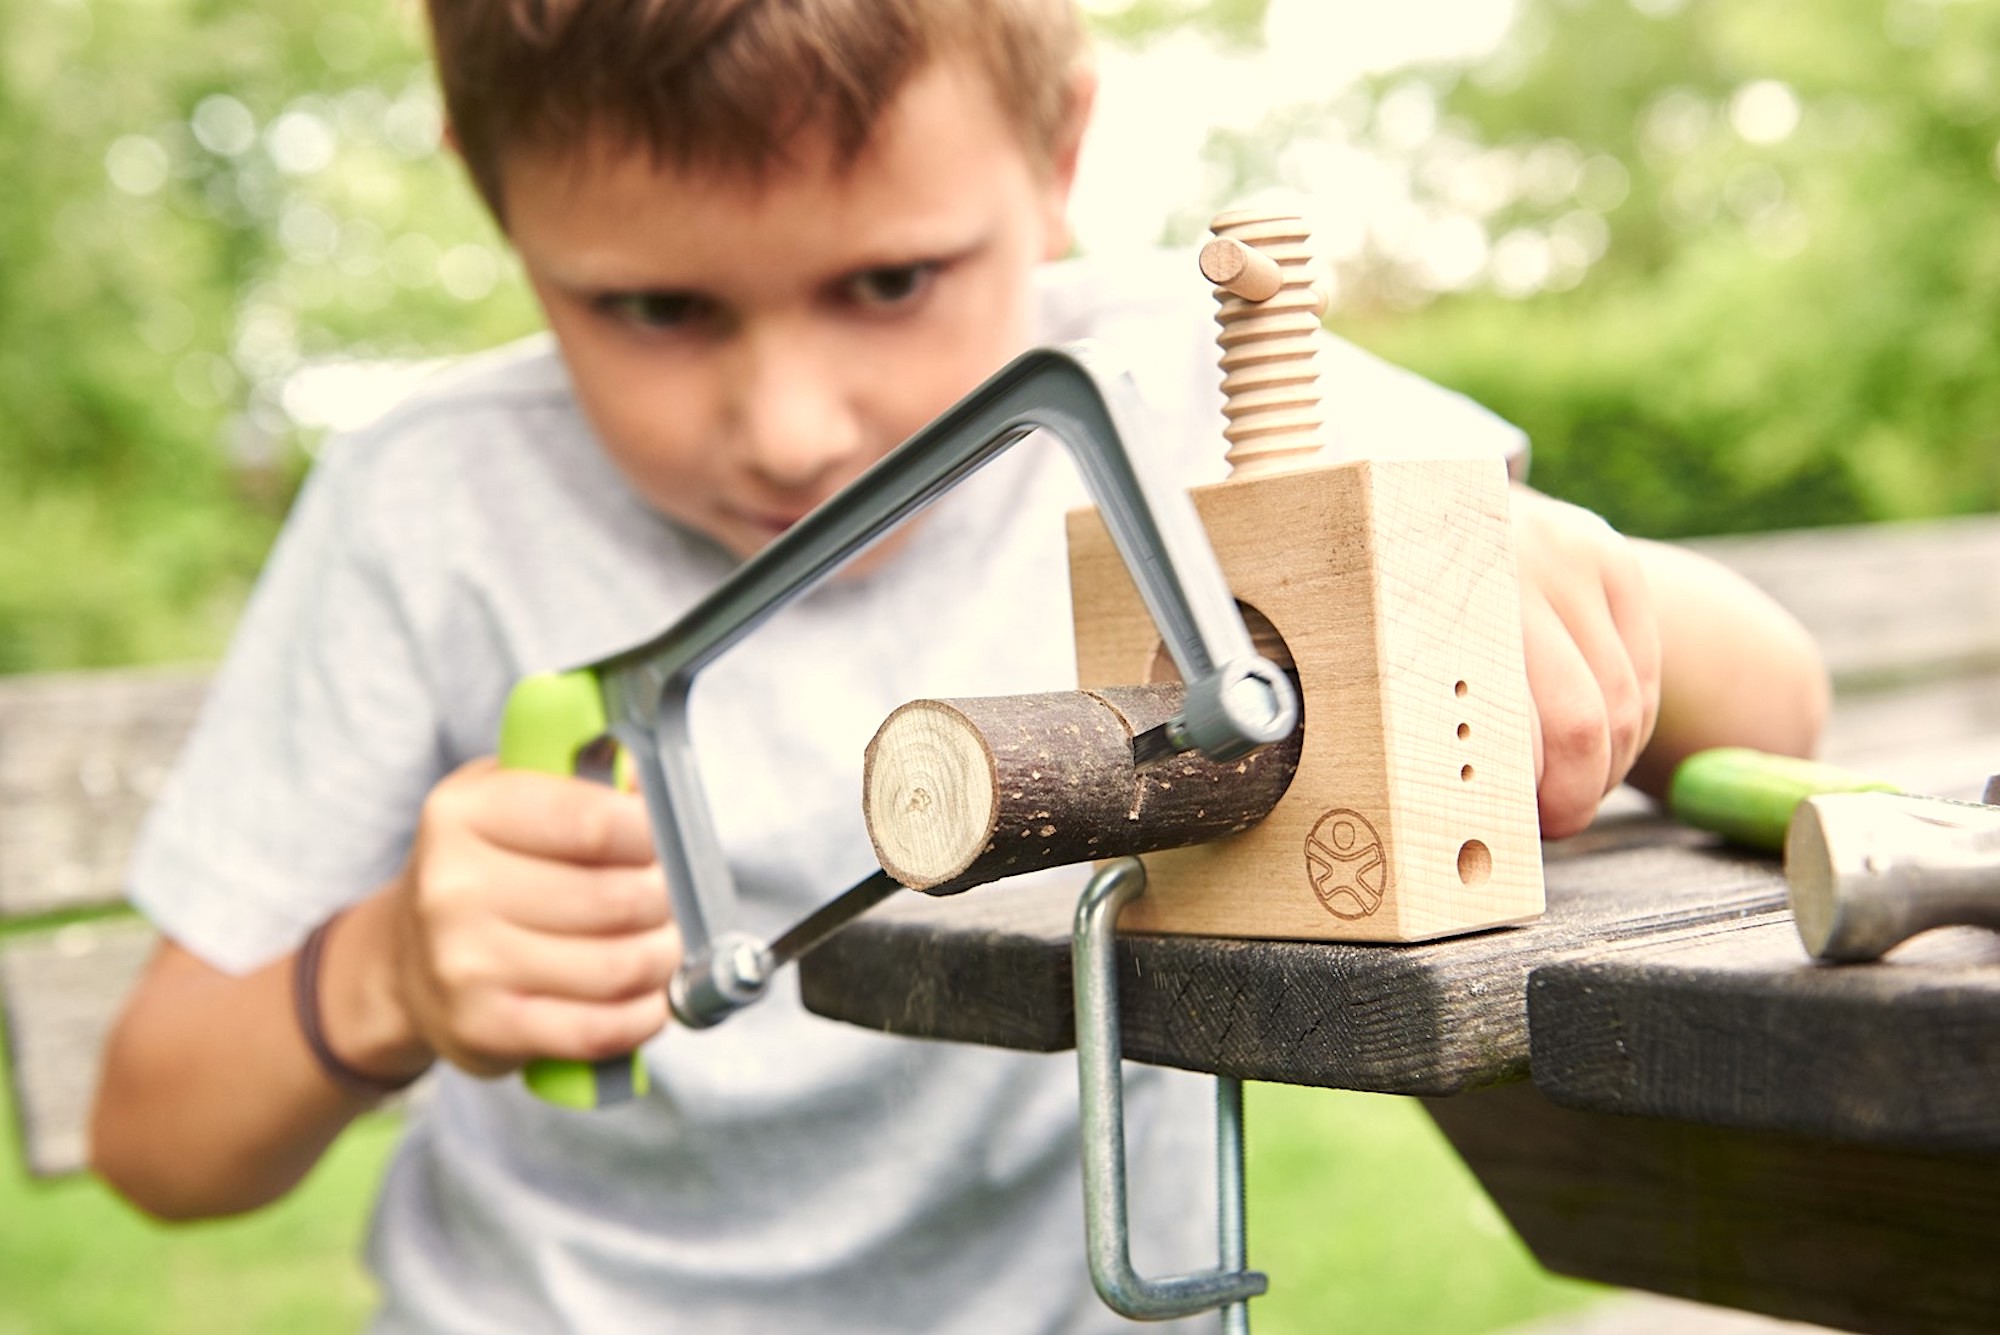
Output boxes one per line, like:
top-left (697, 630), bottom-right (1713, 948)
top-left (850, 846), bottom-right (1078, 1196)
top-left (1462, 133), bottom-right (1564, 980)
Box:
top-left (91, 1), bottom-right (1828, 1331)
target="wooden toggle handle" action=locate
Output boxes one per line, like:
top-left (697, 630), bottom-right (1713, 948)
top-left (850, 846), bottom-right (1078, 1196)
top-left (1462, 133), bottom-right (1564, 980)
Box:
top-left (1199, 236), bottom-right (1284, 301)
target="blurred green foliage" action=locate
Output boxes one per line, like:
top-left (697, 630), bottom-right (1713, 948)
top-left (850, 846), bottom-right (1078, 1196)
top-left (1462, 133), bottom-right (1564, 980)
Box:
top-left (0, 0), bottom-right (532, 673)
top-left (1343, 0), bottom-right (2000, 538)
top-left (6, 0), bottom-right (1998, 674)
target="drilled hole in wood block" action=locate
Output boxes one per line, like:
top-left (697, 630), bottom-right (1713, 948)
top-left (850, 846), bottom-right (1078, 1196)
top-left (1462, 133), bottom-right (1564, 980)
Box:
top-left (1457, 722), bottom-right (1471, 740)
top-left (1454, 680), bottom-right (1469, 698)
top-left (1461, 764), bottom-right (1475, 782)
top-left (1457, 839), bottom-right (1492, 886)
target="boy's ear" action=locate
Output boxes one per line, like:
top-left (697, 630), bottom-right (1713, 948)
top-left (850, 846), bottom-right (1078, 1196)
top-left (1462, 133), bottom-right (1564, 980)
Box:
top-left (1038, 58), bottom-right (1098, 261)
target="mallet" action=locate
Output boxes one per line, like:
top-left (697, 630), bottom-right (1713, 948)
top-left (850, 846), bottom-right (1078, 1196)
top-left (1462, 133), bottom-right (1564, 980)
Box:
top-left (1784, 785), bottom-right (2000, 961)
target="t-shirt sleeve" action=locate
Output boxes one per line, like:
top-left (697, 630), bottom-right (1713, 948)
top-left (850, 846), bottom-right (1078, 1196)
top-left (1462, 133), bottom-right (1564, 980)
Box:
top-left (127, 438), bottom-right (448, 974)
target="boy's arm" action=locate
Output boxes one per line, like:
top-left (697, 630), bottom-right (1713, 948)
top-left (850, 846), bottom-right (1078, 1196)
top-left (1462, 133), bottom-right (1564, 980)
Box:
top-left (90, 892), bottom-right (419, 1219)
top-left (91, 764), bottom-right (679, 1220)
top-left (1624, 534), bottom-right (1830, 795)
top-left (1510, 485), bottom-right (1829, 837)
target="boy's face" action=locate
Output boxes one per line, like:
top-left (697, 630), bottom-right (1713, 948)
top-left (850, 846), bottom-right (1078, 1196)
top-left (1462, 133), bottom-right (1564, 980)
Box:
top-left (504, 58), bottom-right (1088, 570)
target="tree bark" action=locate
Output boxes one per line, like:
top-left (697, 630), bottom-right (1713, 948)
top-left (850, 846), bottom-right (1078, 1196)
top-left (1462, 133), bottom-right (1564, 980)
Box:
top-left (863, 683), bottom-right (1302, 894)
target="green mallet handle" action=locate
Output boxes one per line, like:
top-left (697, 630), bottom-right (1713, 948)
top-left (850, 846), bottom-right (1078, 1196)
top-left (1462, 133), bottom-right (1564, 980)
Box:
top-left (1667, 747), bottom-right (1900, 853)
top-left (497, 670), bottom-right (650, 1110)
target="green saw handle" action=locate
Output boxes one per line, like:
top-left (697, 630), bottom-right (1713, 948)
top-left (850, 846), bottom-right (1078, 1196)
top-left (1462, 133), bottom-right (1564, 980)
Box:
top-left (498, 670), bottom-right (650, 1110)
top-left (1667, 747), bottom-right (1900, 853)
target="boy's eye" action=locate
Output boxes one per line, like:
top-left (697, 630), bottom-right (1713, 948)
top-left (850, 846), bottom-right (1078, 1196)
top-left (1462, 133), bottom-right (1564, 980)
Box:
top-left (596, 291), bottom-right (713, 331)
top-left (844, 263), bottom-right (938, 310)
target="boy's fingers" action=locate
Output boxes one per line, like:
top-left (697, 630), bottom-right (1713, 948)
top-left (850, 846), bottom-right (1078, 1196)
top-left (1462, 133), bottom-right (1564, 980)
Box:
top-left (1523, 592), bottom-right (1614, 839)
top-left (418, 919), bottom-right (680, 1068)
top-left (484, 861), bottom-right (673, 936)
top-left (1598, 543), bottom-right (1664, 777)
top-left (1542, 582), bottom-right (1650, 794)
top-left (434, 765), bottom-right (658, 866)
top-left (465, 920), bottom-right (682, 1004)
top-left (437, 990), bottom-right (674, 1077)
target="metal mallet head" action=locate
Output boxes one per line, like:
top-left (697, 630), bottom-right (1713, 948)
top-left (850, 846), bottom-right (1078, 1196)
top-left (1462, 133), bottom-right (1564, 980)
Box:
top-left (1785, 787), bottom-right (2000, 962)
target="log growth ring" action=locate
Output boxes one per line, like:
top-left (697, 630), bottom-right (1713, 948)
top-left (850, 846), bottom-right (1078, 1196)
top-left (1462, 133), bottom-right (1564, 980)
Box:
top-left (862, 700), bottom-right (999, 890)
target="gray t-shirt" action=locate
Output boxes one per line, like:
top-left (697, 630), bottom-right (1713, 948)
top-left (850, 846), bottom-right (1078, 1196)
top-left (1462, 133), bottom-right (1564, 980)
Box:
top-left (129, 254), bottom-right (1523, 1333)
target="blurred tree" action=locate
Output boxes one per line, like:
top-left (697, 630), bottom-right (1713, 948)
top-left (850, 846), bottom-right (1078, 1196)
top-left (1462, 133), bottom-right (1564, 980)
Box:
top-left (1334, 0), bottom-right (2000, 537)
top-left (12, 0), bottom-right (1997, 672)
top-left (0, 0), bottom-right (533, 672)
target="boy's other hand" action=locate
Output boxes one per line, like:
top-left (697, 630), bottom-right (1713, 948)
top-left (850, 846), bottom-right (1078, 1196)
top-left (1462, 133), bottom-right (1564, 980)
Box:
top-left (1510, 486), bottom-right (1663, 839)
top-left (389, 759), bottom-right (680, 1078)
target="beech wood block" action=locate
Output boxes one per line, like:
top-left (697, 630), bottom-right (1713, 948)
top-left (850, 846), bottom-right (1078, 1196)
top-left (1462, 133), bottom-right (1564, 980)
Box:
top-left (863, 684), bottom-right (1302, 894)
top-left (1067, 455), bottom-right (1543, 942)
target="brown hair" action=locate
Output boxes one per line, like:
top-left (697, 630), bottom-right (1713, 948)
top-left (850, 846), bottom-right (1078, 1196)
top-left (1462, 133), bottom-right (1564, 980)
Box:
top-left (426, 0), bottom-right (1088, 222)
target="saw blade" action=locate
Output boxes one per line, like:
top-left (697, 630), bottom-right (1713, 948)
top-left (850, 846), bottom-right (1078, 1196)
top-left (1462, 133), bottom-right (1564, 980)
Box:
top-left (1130, 717), bottom-right (1195, 767)
top-left (765, 870), bottom-right (903, 970)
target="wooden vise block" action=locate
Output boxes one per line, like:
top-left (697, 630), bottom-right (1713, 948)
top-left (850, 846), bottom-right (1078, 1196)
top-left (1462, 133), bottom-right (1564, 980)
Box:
top-left (1066, 208), bottom-right (1543, 942)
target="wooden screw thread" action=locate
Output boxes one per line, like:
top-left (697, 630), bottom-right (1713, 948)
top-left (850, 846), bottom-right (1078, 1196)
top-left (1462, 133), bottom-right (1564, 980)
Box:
top-left (1207, 209), bottom-right (1328, 480)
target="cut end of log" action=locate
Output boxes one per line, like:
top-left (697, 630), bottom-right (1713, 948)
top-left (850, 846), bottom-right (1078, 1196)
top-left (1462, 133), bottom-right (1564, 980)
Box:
top-left (864, 700), bottom-right (998, 890)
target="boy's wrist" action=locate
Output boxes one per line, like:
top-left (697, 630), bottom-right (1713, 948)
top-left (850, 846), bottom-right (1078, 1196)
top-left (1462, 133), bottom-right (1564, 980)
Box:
top-left (312, 891), bottom-right (436, 1091)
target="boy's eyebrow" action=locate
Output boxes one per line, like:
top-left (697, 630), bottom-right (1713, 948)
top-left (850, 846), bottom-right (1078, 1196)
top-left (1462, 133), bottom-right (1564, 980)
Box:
top-left (532, 254), bottom-right (710, 295)
top-left (540, 226), bottom-right (998, 297)
top-left (827, 231), bottom-right (995, 280)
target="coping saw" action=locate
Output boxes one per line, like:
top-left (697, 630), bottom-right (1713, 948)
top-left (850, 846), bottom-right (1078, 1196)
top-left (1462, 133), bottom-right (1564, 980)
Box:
top-left (496, 342), bottom-right (1299, 1110)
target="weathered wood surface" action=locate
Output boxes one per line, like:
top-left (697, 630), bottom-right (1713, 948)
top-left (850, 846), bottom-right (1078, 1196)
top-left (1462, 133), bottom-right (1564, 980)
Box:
top-left (1517, 663), bottom-right (2000, 1153)
top-left (0, 668), bottom-right (205, 917)
top-left (1528, 914), bottom-right (2000, 1154)
top-left (801, 822), bottom-right (1783, 1094)
top-left (0, 919), bottom-right (153, 1176)
top-left (1429, 1081), bottom-right (2000, 1335)
top-left (1813, 670), bottom-right (2000, 800)
top-left (1685, 513), bottom-right (2000, 686)
top-left (0, 667), bottom-right (199, 1176)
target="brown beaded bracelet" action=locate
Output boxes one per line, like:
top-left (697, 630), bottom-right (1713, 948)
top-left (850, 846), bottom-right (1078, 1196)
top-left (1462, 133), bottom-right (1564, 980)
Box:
top-left (293, 911), bottom-right (425, 1098)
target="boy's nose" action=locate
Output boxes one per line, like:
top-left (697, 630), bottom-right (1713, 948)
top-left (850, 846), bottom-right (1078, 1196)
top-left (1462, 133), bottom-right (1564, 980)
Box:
top-left (732, 328), bottom-right (867, 492)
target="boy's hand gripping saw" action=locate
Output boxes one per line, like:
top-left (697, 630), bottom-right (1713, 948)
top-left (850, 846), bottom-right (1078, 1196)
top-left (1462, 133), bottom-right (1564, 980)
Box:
top-left (498, 343), bottom-right (1299, 1110)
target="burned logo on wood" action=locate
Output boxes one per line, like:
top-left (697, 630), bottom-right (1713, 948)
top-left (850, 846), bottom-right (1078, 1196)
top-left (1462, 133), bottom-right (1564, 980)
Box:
top-left (1304, 809), bottom-right (1387, 919)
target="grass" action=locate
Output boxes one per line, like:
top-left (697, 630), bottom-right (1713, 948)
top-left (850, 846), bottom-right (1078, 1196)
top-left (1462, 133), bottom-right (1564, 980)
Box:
top-left (0, 1077), bottom-right (1600, 1332)
top-left (0, 1090), bottom-right (394, 1335)
top-left (1244, 1084), bottom-right (1603, 1333)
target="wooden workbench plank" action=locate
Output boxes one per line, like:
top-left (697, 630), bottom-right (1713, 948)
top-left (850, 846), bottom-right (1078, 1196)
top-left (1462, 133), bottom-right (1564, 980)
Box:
top-left (1428, 1081), bottom-right (2000, 1335)
top-left (0, 919), bottom-right (155, 1176)
top-left (1528, 913), bottom-right (2000, 1153)
top-left (1815, 670), bottom-right (2000, 800)
top-left (1687, 514), bottom-right (2000, 687)
top-left (801, 819), bottom-right (1784, 1094)
top-left (0, 668), bottom-right (205, 917)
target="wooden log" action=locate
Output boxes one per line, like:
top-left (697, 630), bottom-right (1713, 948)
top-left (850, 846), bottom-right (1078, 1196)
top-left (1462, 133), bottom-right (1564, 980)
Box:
top-left (862, 683), bottom-right (1302, 894)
